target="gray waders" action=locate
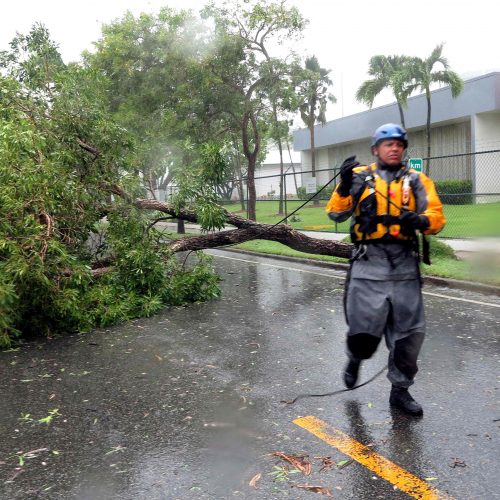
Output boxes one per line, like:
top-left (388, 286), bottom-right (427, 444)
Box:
top-left (344, 243), bottom-right (425, 388)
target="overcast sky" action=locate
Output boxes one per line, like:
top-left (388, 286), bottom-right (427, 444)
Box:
top-left (2, 0), bottom-right (498, 123)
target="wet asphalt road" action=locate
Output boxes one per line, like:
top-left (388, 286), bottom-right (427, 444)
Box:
top-left (0, 249), bottom-right (499, 500)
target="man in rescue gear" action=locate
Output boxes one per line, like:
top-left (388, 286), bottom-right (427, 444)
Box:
top-left (326, 123), bottom-right (446, 416)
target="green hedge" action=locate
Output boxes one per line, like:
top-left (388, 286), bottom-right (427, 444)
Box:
top-left (297, 184), bottom-right (336, 201)
top-left (435, 180), bottom-right (473, 205)
top-left (295, 179), bottom-right (474, 205)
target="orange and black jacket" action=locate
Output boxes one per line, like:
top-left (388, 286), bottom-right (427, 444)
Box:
top-left (326, 162), bottom-right (445, 243)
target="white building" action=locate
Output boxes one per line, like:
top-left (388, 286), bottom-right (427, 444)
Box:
top-left (293, 72), bottom-right (500, 202)
top-left (253, 148), bottom-right (302, 199)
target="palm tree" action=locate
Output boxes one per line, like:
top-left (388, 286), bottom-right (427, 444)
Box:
top-left (298, 56), bottom-right (336, 182)
top-left (410, 44), bottom-right (464, 173)
top-left (356, 55), bottom-right (414, 128)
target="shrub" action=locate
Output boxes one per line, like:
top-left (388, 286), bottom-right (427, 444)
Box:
top-left (434, 180), bottom-right (473, 205)
top-left (296, 186), bottom-right (306, 199)
top-left (296, 184), bottom-right (336, 201)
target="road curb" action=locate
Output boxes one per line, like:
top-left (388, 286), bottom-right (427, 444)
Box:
top-left (216, 248), bottom-right (500, 297)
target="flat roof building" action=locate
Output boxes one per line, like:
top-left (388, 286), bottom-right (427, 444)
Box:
top-left (293, 72), bottom-right (500, 200)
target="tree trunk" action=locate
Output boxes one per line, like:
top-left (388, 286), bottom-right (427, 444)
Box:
top-left (286, 140), bottom-right (299, 195)
top-left (310, 123), bottom-right (316, 178)
top-left (232, 136), bottom-right (246, 211)
top-left (241, 111), bottom-right (260, 221)
top-left (126, 196), bottom-right (351, 258)
top-left (177, 219), bottom-right (185, 234)
top-left (159, 171), bottom-right (173, 191)
top-left (278, 138), bottom-right (284, 215)
top-left (271, 102), bottom-right (285, 216)
top-left (397, 101), bottom-right (406, 129)
top-left (168, 224), bottom-right (351, 258)
top-left (309, 119), bottom-right (320, 206)
top-left (106, 187), bottom-right (354, 264)
top-left (425, 90), bottom-right (432, 175)
top-left (247, 154), bottom-right (257, 221)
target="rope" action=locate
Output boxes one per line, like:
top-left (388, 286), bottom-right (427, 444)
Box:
top-left (281, 364), bottom-right (388, 405)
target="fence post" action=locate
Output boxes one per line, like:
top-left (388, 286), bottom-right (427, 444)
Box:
top-left (284, 172), bottom-right (288, 224)
top-left (246, 179), bottom-right (249, 220)
top-left (334, 167), bottom-right (338, 233)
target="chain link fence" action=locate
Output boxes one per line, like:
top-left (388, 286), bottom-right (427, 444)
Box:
top-left (213, 149), bottom-right (500, 239)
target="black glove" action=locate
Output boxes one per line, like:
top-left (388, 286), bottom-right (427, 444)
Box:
top-left (338, 156), bottom-right (360, 196)
top-left (399, 211), bottom-right (430, 235)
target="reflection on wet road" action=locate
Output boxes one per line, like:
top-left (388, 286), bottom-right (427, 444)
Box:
top-left (0, 249), bottom-right (499, 499)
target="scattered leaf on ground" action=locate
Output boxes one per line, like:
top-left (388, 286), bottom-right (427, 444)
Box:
top-left (315, 456), bottom-right (334, 472)
top-left (295, 484), bottom-right (333, 496)
top-left (249, 473), bottom-right (261, 488)
top-left (272, 452), bottom-right (312, 475)
top-left (38, 409), bottom-right (61, 425)
top-left (336, 459), bottom-right (353, 469)
top-left (105, 445), bottom-right (126, 455)
top-left (5, 468), bottom-right (24, 482)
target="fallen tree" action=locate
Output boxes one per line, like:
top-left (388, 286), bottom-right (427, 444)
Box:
top-left (109, 186), bottom-right (352, 259)
top-left (0, 24), bottom-right (351, 348)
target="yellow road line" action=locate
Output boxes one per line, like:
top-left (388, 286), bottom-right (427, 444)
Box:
top-left (293, 416), bottom-right (453, 500)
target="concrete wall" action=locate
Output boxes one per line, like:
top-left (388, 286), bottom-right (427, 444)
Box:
top-left (406, 121), bottom-right (472, 181)
top-left (299, 149), bottom-right (333, 190)
top-left (253, 163), bottom-right (303, 199)
top-left (299, 120), bottom-right (474, 187)
top-left (473, 111), bottom-right (500, 202)
top-left (474, 111), bottom-right (500, 151)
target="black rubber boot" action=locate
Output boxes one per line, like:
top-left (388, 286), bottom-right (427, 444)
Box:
top-left (389, 386), bottom-right (423, 416)
top-left (343, 359), bottom-right (361, 389)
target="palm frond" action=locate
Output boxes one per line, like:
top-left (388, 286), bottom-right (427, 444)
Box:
top-left (355, 78), bottom-right (388, 106)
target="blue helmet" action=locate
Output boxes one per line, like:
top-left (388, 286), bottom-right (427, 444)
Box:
top-left (371, 123), bottom-right (408, 148)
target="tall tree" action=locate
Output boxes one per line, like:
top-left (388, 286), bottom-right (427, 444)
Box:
top-left (355, 55), bottom-right (414, 128)
top-left (410, 44), bottom-right (464, 173)
top-left (296, 55), bottom-right (335, 203)
top-left (85, 8), bottom-right (235, 233)
top-left (85, 8), bottom-right (228, 196)
top-left (230, 0), bottom-right (305, 216)
top-left (203, 0), bottom-right (306, 221)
